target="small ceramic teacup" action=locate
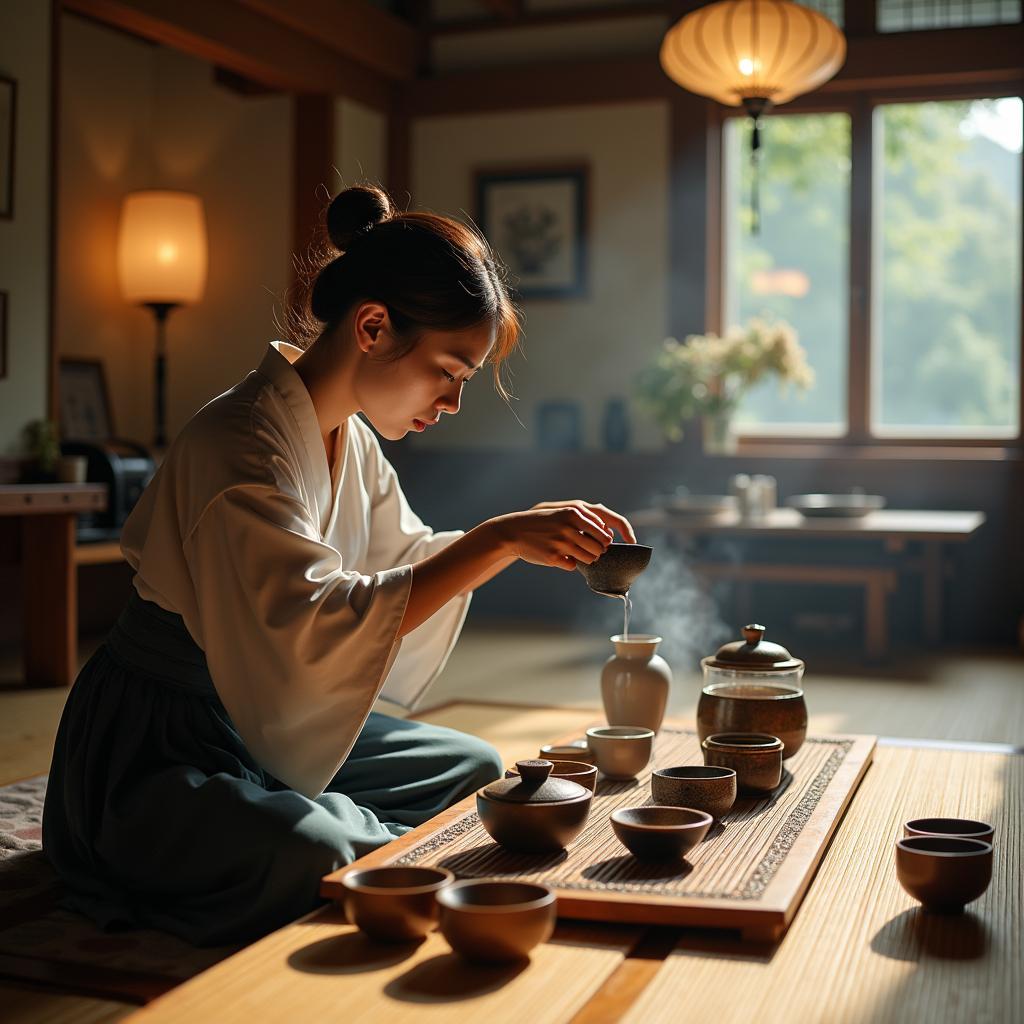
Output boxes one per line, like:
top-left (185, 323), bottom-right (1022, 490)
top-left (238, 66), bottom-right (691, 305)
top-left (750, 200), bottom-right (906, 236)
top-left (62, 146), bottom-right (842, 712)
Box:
top-left (539, 742), bottom-right (595, 766)
top-left (651, 765), bottom-right (737, 819)
top-left (702, 733), bottom-right (784, 795)
top-left (611, 806), bottom-right (713, 861)
top-left (904, 817), bottom-right (995, 846)
top-left (895, 836), bottom-right (993, 914)
top-left (341, 865), bottom-right (454, 942)
top-left (506, 758), bottom-right (598, 792)
top-left (586, 726), bottom-right (655, 780)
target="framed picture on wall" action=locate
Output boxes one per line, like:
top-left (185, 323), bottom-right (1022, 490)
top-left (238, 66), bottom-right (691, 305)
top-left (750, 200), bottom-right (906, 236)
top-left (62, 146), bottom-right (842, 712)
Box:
top-left (0, 74), bottom-right (15, 219)
top-left (59, 358), bottom-right (115, 441)
top-left (475, 166), bottom-right (588, 299)
top-left (0, 291), bottom-right (7, 379)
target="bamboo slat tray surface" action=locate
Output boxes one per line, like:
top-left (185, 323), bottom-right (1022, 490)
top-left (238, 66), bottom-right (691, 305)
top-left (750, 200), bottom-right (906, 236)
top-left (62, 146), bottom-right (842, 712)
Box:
top-left (323, 724), bottom-right (875, 941)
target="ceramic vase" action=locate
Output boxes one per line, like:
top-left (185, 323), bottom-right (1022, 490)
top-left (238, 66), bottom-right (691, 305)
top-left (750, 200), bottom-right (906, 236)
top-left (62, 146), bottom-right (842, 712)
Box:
top-left (600, 634), bottom-right (671, 734)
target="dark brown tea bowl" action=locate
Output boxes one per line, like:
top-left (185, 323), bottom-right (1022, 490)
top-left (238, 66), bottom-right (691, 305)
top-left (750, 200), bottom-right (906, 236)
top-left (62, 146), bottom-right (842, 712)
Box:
top-left (697, 680), bottom-right (807, 759)
top-left (611, 806), bottom-right (713, 861)
top-left (895, 836), bottom-right (993, 914)
top-left (539, 742), bottom-right (596, 766)
top-left (576, 542), bottom-right (653, 596)
top-left (506, 759), bottom-right (598, 792)
top-left (651, 766), bottom-right (737, 819)
top-left (340, 866), bottom-right (455, 942)
top-left (437, 880), bottom-right (557, 964)
top-left (904, 817), bottom-right (995, 846)
top-left (702, 733), bottom-right (784, 796)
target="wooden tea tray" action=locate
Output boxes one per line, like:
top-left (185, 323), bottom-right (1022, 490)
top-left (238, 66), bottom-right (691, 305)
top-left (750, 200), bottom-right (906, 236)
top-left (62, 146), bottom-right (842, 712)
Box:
top-left (322, 723), bottom-right (875, 942)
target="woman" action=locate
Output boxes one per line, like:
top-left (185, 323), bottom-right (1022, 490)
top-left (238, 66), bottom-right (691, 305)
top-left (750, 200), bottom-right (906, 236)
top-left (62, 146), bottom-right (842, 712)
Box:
top-left (42, 185), bottom-right (635, 947)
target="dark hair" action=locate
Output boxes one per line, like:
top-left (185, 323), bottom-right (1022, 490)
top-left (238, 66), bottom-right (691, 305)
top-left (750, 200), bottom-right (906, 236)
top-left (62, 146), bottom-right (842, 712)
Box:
top-left (284, 184), bottom-right (521, 401)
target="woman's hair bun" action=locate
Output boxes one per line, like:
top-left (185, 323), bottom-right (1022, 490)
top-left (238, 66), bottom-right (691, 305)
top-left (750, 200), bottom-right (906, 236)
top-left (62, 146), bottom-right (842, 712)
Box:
top-left (326, 184), bottom-right (392, 251)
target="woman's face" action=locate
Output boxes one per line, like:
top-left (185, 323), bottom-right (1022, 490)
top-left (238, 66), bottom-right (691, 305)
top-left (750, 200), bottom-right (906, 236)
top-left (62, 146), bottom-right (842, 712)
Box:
top-left (354, 313), bottom-right (496, 441)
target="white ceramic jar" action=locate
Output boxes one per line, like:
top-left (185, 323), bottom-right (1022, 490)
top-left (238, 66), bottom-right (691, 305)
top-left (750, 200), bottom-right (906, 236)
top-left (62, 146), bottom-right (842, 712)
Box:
top-left (600, 634), bottom-right (672, 734)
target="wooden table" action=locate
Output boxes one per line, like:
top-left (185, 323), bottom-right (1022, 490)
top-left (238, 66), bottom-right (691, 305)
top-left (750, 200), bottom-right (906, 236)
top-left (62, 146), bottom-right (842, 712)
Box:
top-left (125, 736), bottom-right (1020, 1024)
top-left (630, 508), bottom-right (986, 660)
top-left (0, 484), bottom-right (107, 687)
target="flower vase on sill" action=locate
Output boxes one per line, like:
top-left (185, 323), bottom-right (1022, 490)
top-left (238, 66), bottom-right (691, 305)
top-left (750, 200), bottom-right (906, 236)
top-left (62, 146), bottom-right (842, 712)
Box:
top-left (633, 317), bottom-right (814, 452)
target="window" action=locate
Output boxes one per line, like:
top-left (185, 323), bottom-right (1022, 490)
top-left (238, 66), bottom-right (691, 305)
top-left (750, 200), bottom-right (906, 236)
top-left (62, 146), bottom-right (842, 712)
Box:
top-left (873, 98), bottom-right (1022, 437)
top-left (723, 113), bottom-right (851, 435)
top-left (877, 0), bottom-right (1021, 32)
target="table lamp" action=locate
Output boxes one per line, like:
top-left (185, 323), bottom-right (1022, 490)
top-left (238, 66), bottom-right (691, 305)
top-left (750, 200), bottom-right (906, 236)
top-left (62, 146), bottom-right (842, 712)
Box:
top-left (117, 190), bottom-right (208, 448)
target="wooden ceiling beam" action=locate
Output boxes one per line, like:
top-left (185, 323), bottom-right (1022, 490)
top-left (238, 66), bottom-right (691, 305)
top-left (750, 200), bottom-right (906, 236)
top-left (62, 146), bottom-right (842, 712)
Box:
top-left (433, 2), bottom-right (667, 35)
top-left (235, 0), bottom-right (418, 81)
top-left (61, 0), bottom-right (394, 110)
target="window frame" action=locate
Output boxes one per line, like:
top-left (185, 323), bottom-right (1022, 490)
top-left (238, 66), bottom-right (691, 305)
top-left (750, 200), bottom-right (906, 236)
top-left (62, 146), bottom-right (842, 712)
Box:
top-left (709, 78), bottom-right (1024, 451)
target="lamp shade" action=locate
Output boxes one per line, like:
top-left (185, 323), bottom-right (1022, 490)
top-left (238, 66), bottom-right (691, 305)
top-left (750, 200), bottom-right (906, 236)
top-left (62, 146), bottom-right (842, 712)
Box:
top-left (117, 190), bottom-right (208, 305)
top-left (660, 0), bottom-right (846, 108)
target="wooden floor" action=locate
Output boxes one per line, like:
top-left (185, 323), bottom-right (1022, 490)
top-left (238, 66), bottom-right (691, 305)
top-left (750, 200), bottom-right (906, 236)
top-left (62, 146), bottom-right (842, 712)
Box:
top-left (2, 624), bottom-right (1022, 1022)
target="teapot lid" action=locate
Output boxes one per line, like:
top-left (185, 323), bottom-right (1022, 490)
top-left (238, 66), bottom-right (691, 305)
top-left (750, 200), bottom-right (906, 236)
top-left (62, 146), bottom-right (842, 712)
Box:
top-left (705, 624), bottom-right (803, 672)
top-left (483, 760), bottom-right (589, 804)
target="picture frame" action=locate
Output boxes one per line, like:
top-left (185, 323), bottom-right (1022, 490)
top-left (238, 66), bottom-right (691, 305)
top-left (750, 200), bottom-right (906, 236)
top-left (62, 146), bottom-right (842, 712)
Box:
top-left (0, 291), bottom-right (6, 380)
top-left (475, 166), bottom-right (588, 299)
top-left (59, 357), bottom-right (115, 441)
top-left (0, 74), bottom-right (15, 219)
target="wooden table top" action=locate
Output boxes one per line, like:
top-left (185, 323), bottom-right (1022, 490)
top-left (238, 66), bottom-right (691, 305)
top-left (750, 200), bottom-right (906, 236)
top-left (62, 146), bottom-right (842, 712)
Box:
top-left (0, 483), bottom-right (107, 516)
top-left (126, 736), bottom-right (1020, 1024)
top-left (629, 507), bottom-right (986, 541)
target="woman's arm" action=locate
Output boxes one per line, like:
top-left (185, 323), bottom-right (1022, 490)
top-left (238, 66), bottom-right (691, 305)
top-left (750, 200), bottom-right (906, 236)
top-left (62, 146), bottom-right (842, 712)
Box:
top-left (399, 504), bottom-right (619, 637)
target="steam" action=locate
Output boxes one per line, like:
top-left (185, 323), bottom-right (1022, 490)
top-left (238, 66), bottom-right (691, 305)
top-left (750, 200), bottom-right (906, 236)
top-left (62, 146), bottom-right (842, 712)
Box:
top-left (578, 544), bottom-right (731, 669)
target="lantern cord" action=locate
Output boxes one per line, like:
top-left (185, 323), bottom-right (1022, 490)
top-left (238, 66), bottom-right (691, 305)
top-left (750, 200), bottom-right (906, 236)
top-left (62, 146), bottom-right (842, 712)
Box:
top-left (750, 115), bottom-right (763, 236)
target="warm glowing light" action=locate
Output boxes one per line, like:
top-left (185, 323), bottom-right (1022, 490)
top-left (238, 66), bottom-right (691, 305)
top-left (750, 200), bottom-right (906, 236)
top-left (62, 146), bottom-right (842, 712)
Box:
top-left (739, 58), bottom-right (756, 76)
top-left (751, 268), bottom-right (811, 297)
top-left (117, 191), bottom-right (207, 305)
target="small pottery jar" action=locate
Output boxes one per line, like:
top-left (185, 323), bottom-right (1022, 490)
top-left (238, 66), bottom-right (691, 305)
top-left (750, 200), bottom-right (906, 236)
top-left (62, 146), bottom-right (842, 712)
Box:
top-left (601, 634), bottom-right (672, 734)
top-left (476, 760), bottom-right (592, 853)
top-left (702, 733), bottom-right (784, 795)
top-left (698, 624), bottom-right (807, 759)
top-left (895, 836), bottom-right (993, 914)
top-left (651, 765), bottom-right (737, 819)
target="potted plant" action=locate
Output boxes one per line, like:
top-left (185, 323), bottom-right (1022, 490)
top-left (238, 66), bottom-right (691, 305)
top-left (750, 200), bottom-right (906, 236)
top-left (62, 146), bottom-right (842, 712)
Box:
top-left (633, 317), bottom-right (814, 453)
top-left (22, 419), bottom-right (61, 483)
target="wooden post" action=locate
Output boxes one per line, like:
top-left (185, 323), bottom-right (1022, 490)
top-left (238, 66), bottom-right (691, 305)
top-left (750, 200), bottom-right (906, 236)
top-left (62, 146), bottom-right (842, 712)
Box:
top-left (22, 513), bottom-right (77, 687)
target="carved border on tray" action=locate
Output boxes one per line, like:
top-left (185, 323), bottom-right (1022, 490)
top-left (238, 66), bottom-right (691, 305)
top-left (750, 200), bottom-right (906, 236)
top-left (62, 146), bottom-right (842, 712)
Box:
top-left (394, 732), bottom-right (854, 901)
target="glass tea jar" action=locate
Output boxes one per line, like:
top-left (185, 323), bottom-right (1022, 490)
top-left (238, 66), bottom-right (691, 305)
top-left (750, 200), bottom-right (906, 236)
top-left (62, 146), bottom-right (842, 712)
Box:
top-left (697, 624), bottom-right (807, 759)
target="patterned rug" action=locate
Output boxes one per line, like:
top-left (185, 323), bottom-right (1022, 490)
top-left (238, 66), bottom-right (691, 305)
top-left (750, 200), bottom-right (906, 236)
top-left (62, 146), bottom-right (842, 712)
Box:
top-left (0, 775), bottom-right (239, 1003)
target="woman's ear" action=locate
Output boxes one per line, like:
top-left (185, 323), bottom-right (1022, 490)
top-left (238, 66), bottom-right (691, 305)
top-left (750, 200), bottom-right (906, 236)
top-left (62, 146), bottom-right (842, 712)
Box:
top-left (353, 301), bottom-right (390, 355)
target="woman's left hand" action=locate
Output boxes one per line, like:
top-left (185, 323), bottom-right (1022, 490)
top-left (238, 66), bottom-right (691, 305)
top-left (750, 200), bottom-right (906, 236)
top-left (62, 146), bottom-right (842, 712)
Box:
top-left (530, 500), bottom-right (637, 545)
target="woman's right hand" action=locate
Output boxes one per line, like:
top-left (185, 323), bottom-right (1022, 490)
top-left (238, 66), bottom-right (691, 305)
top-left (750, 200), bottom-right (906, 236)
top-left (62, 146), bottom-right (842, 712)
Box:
top-left (487, 506), bottom-right (613, 571)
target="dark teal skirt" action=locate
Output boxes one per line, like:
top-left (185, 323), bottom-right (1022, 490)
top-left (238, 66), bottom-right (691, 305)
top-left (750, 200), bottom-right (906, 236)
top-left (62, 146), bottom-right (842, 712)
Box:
top-left (42, 592), bottom-right (501, 946)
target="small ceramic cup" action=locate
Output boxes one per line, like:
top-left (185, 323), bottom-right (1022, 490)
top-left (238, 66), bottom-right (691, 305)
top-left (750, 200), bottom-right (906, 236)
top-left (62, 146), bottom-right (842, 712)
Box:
top-left (437, 880), bottom-right (557, 963)
top-left (506, 759), bottom-right (598, 792)
top-left (895, 836), bottom-right (993, 914)
top-left (610, 806), bottom-right (713, 860)
top-left (341, 865), bottom-right (454, 942)
top-left (586, 726), bottom-right (655, 780)
top-left (904, 817), bottom-right (995, 846)
top-left (539, 742), bottom-right (596, 766)
top-left (651, 765), bottom-right (737, 819)
top-left (702, 733), bottom-right (784, 795)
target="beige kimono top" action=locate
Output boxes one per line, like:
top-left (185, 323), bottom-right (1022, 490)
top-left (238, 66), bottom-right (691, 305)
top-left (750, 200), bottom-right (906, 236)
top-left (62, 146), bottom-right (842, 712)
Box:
top-left (120, 341), bottom-right (471, 799)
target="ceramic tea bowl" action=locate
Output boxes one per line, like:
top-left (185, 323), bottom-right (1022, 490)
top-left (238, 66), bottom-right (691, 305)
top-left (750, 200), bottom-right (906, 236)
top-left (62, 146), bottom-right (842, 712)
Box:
top-left (611, 806), bottom-right (712, 861)
top-left (577, 542), bottom-right (653, 596)
top-left (904, 817), bottom-right (995, 846)
top-left (651, 765), bottom-right (737, 819)
top-left (895, 836), bottom-right (993, 914)
top-left (697, 681), bottom-right (807, 759)
top-left (539, 741), bottom-right (596, 765)
top-left (477, 760), bottom-right (593, 853)
top-left (702, 733), bottom-right (784, 795)
top-left (340, 866), bottom-right (454, 942)
top-left (585, 726), bottom-right (655, 780)
top-left (506, 759), bottom-right (598, 792)
top-left (437, 880), bottom-right (557, 963)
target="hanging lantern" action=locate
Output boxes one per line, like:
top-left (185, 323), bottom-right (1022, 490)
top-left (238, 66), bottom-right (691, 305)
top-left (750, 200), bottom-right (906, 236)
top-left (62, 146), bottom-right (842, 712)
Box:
top-left (660, 0), bottom-right (846, 233)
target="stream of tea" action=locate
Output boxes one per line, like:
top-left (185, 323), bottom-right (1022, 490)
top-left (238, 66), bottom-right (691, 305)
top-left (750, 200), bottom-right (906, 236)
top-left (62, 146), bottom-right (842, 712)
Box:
top-left (618, 591), bottom-right (632, 639)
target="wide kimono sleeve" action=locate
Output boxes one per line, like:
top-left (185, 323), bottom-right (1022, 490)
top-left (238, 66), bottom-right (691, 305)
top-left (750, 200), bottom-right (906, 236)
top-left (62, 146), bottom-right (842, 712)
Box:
top-left (183, 483), bottom-right (412, 799)
top-left (361, 435), bottom-right (471, 711)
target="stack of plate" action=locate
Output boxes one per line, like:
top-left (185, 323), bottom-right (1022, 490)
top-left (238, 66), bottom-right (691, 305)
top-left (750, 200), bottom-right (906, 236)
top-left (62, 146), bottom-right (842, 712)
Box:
top-left (786, 493), bottom-right (886, 518)
top-left (655, 494), bottom-right (737, 519)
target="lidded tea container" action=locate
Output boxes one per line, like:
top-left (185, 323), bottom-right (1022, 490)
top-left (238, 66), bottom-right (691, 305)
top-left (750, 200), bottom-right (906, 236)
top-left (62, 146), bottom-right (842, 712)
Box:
top-left (697, 624), bottom-right (807, 758)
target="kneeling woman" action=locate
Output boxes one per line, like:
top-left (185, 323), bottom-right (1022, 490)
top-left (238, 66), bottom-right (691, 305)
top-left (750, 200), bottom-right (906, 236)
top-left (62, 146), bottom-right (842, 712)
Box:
top-left (43, 185), bottom-right (635, 946)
